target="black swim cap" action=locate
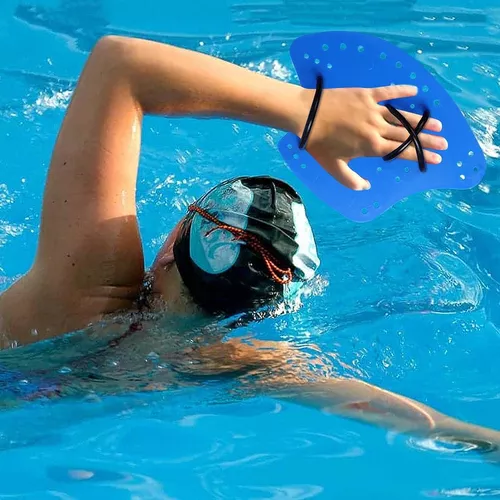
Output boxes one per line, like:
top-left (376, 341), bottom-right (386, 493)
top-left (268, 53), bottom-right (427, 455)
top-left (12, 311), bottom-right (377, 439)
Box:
top-left (173, 176), bottom-right (320, 316)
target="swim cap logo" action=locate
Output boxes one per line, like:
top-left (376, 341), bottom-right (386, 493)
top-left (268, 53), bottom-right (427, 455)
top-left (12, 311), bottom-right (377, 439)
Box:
top-left (189, 181), bottom-right (254, 275)
top-left (291, 201), bottom-right (320, 280)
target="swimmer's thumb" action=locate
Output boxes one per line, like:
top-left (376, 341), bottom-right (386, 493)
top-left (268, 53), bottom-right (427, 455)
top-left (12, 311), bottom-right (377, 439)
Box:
top-left (329, 159), bottom-right (371, 191)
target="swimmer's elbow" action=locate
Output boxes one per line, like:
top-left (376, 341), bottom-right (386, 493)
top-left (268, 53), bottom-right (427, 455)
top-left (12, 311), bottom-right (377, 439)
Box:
top-left (92, 35), bottom-right (131, 55)
top-left (84, 36), bottom-right (146, 107)
top-left (88, 36), bottom-right (133, 73)
top-left (87, 35), bottom-right (175, 113)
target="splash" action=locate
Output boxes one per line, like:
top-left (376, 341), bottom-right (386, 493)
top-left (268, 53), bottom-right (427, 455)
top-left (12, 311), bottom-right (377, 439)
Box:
top-left (469, 107), bottom-right (500, 159)
top-left (23, 89), bottom-right (72, 119)
top-left (243, 59), bottom-right (292, 81)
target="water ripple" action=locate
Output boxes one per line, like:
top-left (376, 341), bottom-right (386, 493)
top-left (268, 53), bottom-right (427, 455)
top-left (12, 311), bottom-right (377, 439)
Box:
top-left (423, 487), bottom-right (500, 498)
top-left (233, 484), bottom-right (324, 499)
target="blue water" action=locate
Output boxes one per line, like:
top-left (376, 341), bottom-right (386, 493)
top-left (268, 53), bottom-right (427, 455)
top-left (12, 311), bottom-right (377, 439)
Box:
top-left (1, 0), bottom-right (500, 497)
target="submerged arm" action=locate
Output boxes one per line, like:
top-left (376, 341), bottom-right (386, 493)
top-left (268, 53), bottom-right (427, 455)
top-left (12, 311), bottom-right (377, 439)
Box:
top-left (175, 337), bottom-right (500, 452)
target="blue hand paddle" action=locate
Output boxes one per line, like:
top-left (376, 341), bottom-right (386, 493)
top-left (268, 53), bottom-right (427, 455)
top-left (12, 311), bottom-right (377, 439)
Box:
top-left (278, 31), bottom-right (487, 222)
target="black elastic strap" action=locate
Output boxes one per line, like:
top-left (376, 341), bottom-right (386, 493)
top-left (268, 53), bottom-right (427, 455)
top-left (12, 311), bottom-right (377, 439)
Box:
top-left (299, 75), bottom-right (324, 150)
top-left (383, 104), bottom-right (430, 173)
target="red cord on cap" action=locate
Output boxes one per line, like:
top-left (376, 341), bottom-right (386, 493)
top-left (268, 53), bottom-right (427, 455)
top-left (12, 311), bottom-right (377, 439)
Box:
top-left (188, 204), bottom-right (293, 285)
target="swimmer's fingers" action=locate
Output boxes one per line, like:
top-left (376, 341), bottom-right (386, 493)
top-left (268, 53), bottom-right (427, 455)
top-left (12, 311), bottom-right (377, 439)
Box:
top-left (371, 84), bottom-right (418, 103)
top-left (383, 124), bottom-right (448, 152)
top-left (372, 86), bottom-right (443, 132)
top-left (381, 139), bottom-right (442, 164)
top-left (380, 106), bottom-right (443, 133)
top-left (327, 159), bottom-right (370, 191)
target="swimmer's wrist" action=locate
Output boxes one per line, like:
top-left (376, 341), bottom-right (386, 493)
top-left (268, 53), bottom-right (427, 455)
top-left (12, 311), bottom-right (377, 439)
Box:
top-left (288, 86), bottom-right (323, 143)
top-left (283, 85), bottom-right (313, 138)
top-left (230, 80), bottom-right (309, 138)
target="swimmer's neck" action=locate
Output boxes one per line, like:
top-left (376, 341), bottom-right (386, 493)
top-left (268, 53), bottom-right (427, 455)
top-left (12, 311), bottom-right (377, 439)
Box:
top-left (146, 263), bottom-right (202, 317)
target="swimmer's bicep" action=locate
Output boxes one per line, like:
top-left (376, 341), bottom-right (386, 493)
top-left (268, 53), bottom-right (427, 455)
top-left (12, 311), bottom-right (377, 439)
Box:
top-left (35, 38), bottom-right (144, 291)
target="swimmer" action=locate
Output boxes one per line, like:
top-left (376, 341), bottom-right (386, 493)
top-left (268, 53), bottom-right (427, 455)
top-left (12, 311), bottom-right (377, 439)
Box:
top-left (1, 35), bottom-right (499, 455)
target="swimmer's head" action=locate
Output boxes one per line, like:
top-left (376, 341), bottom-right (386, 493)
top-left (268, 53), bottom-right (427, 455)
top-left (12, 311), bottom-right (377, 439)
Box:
top-left (150, 176), bottom-right (320, 317)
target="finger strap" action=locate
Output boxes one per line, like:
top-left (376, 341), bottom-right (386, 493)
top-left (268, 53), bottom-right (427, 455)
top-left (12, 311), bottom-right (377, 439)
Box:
top-left (383, 105), bottom-right (430, 173)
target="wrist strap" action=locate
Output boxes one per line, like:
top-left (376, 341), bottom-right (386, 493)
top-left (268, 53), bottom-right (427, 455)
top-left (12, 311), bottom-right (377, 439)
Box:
top-left (298, 75), bottom-right (324, 150)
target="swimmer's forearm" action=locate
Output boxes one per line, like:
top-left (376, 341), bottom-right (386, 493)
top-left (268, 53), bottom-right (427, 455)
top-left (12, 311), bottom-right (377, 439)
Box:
top-left (272, 378), bottom-right (500, 445)
top-left (97, 35), bottom-right (308, 135)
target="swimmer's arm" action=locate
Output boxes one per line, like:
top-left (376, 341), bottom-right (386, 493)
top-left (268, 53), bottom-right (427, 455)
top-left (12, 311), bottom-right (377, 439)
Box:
top-left (176, 338), bottom-right (500, 450)
top-left (29, 35), bottom-right (313, 335)
top-left (28, 35), bottom-right (444, 338)
top-left (35, 36), bottom-right (444, 292)
top-left (30, 36), bottom-right (314, 326)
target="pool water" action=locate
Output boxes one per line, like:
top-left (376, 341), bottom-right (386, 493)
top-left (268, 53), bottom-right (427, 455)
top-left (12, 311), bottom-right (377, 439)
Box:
top-left (1, 0), bottom-right (500, 497)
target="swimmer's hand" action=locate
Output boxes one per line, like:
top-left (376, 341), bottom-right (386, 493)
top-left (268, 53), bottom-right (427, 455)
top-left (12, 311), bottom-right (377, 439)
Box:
top-left (300, 85), bottom-right (448, 191)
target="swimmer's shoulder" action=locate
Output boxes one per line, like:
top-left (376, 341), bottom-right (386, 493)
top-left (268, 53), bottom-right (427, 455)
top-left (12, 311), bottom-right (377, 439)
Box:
top-left (0, 271), bottom-right (141, 348)
top-left (0, 273), bottom-right (41, 346)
